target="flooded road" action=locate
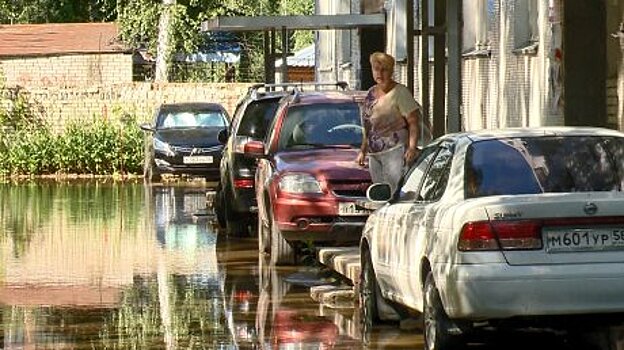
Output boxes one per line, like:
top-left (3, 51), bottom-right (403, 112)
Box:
top-left (1, 181), bottom-right (622, 349)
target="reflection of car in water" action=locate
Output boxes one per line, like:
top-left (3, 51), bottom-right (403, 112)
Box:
top-left (147, 185), bottom-right (239, 346)
top-left (255, 256), bottom-right (340, 349)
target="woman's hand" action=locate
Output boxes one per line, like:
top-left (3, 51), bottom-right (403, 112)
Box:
top-left (356, 151), bottom-right (367, 166)
top-left (404, 147), bottom-right (421, 165)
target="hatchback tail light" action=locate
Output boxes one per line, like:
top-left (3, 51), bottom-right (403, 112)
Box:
top-left (458, 220), bottom-right (543, 251)
top-left (234, 136), bottom-right (252, 153)
top-left (234, 178), bottom-right (254, 189)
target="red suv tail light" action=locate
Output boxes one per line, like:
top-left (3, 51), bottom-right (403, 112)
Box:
top-left (458, 220), bottom-right (543, 251)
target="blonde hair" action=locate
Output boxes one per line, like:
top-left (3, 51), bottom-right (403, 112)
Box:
top-left (369, 52), bottom-right (395, 72)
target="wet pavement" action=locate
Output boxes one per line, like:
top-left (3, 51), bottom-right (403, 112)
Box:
top-left (1, 181), bottom-right (623, 349)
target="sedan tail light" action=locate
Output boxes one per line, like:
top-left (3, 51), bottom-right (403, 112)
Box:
top-left (458, 220), bottom-right (543, 251)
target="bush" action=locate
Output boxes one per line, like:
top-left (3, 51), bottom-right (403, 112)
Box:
top-left (0, 78), bottom-right (144, 177)
top-left (0, 114), bottom-right (144, 177)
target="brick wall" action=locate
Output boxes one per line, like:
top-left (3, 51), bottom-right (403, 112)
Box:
top-left (1, 53), bottom-right (133, 88)
top-left (8, 83), bottom-right (253, 132)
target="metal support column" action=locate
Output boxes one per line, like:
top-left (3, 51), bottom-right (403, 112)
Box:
top-left (407, 0), bottom-right (415, 94)
top-left (446, 0), bottom-right (462, 132)
top-left (281, 26), bottom-right (289, 83)
top-left (421, 0), bottom-right (430, 127)
top-left (433, 0), bottom-right (446, 137)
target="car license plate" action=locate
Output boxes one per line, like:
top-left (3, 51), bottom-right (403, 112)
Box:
top-left (183, 156), bottom-right (213, 164)
top-left (338, 202), bottom-right (371, 216)
top-left (544, 227), bottom-right (624, 253)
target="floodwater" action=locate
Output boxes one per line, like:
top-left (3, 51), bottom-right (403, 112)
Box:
top-left (0, 181), bottom-right (622, 350)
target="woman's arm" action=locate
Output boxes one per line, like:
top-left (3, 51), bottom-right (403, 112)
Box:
top-left (357, 122), bottom-right (369, 166)
top-left (404, 108), bottom-right (421, 164)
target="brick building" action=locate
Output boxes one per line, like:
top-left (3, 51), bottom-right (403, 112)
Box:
top-left (0, 22), bottom-right (133, 88)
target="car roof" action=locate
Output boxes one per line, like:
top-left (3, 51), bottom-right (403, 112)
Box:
top-left (442, 126), bottom-right (624, 143)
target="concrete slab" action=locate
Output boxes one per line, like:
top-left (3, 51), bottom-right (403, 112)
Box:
top-left (317, 247), bottom-right (361, 288)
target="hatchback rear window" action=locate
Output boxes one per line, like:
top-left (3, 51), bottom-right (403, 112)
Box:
top-left (237, 98), bottom-right (281, 140)
top-left (466, 136), bottom-right (624, 198)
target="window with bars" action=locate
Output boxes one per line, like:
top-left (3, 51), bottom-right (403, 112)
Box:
top-left (463, 0), bottom-right (494, 58)
top-left (513, 0), bottom-right (540, 55)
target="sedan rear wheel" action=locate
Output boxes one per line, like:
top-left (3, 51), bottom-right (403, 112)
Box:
top-left (423, 272), bottom-right (463, 350)
top-left (269, 215), bottom-right (295, 265)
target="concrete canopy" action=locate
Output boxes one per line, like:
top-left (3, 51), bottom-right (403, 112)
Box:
top-left (201, 14), bottom-right (384, 32)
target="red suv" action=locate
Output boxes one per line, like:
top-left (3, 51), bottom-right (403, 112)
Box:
top-left (245, 89), bottom-right (372, 265)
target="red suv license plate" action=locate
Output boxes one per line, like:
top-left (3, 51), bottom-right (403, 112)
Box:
top-left (338, 202), bottom-right (372, 216)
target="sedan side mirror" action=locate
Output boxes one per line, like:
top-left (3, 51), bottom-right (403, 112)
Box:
top-left (139, 123), bottom-right (154, 132)
top-left (218, 128), bottom-right (229, 144)
top-left (244, 140), bottom-right (266, 158)
top-left (366, 183), bottom-right (392, 202)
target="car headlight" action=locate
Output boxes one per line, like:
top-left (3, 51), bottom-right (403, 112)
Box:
top-left (278, 173), bottom-right (322, 194)
top-left (153, 138), bottom-right (174, 156)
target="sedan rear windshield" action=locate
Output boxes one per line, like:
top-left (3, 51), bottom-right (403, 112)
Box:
top-left (466, 136), bottom-right (624, 198)
top-left (278, 103), bottom-right (363, 151)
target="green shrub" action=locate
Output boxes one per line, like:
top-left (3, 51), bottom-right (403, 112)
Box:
top-left (0, 78), bottom-right (144, 177)
top-left (0, 115), bottom-right (144, 177)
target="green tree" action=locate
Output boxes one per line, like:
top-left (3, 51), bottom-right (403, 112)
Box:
top-left (117, 0), bottom-right (314, 82)
top-left (0, 0), bottom-right (118, 24)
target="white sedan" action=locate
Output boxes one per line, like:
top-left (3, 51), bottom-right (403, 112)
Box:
top-left (359, 127), bottom-right (624, 350)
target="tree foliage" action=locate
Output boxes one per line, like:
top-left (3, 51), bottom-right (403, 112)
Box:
top-left (1, 0), bottom-right (315, 82)
top-left (0, 0), bottom-right (118, 24)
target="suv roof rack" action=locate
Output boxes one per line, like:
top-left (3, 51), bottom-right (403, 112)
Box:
top-left (248, 81), bottom-right (349, 99)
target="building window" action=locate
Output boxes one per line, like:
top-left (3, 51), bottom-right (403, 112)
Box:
top-left (513, 0), bottom-right (539, 55)
top-left (463, 0), bottom-right (493, 58)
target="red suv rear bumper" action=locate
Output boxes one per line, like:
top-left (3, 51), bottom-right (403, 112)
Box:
top-left (272, 196), bottom-right (368, 243)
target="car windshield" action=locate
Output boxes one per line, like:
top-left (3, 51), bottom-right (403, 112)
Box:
top-left (466, 136), bottom-right (624, 198)
top-left (158, 110), bottom-right (227, 129)
top-left (278, 103), bottom-right (363, 150)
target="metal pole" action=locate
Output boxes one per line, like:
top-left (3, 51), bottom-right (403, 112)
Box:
top-left (407, 0), bottom-right (414, 94)
top-left (281, 26), bottom-right (289, 83)
top-left (446, 0), bottom-right (462, 132)
top-left (421, 0), bottom-right (430, 127)
top-left (433, 0), bottom-right (446, 137)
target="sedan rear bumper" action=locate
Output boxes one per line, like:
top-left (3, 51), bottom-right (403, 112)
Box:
top-left (435, 262), bottom-right (624, 320)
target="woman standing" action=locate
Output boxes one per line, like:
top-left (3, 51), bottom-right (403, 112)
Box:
top-left (356, 52), bottom-right (430, 193)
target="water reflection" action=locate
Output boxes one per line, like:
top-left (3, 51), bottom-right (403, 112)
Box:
top-left (6, 181), bottom-right (618, 349)
top-left (0, 181), bottom-right (236, 349)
